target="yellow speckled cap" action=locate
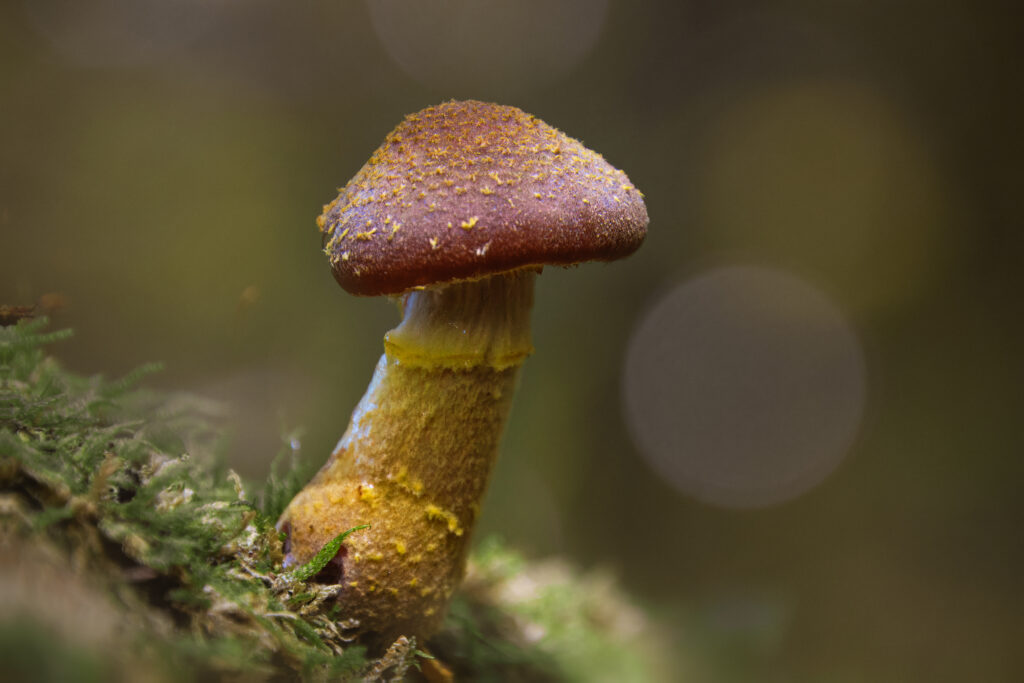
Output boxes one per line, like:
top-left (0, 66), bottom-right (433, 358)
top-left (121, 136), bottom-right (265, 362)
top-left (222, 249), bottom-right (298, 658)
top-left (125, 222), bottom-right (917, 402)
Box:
top-left (319, 100), bottom-right (648, 296)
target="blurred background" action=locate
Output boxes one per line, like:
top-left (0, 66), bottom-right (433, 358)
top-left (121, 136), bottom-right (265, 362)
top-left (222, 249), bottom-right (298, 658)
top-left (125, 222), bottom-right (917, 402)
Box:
top-left (2, 1), bottom-right (1021, 680)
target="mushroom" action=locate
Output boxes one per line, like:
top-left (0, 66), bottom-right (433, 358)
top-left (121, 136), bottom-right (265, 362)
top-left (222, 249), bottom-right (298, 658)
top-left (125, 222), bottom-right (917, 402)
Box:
top-left (278, 100), bottom-right (648, 643)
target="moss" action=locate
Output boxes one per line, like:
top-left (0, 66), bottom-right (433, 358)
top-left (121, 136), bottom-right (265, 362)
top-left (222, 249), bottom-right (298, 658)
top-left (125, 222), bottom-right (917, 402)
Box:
top-left (1, 318), bottom-right (663, 681)
top-left (436, 539), bottom-right (667, 682)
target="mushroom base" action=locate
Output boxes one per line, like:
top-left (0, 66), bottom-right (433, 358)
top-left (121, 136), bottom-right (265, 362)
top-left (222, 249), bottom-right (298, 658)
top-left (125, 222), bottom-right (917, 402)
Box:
top-left (278, 272), bottom-right (535, 643)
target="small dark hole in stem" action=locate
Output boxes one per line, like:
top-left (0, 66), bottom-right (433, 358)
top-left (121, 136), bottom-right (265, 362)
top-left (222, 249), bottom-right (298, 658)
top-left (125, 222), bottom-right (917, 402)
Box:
top-left (279, 521), bottom-right (292, 556)
top-left (312, 545), bottom-right (347, 585)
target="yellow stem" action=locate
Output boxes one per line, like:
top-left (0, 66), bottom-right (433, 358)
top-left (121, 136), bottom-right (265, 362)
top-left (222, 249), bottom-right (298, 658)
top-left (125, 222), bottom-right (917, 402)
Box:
top-left (278, 271), bottom-right (535, 642)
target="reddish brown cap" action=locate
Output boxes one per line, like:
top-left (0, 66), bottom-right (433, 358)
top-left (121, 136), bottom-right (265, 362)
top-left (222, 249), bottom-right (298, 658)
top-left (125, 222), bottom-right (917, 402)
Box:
top-left (319, 100), bottom-right (648, 296)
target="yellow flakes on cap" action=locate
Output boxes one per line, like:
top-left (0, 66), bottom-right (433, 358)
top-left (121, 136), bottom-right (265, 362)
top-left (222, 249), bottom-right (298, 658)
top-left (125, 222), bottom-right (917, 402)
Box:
top-left (318, 99), bottom-right (648, 296)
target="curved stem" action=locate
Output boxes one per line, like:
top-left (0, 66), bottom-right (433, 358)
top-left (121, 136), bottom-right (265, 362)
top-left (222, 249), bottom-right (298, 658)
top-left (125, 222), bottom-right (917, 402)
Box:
top-left (279, 271), bottom-right (535, 641)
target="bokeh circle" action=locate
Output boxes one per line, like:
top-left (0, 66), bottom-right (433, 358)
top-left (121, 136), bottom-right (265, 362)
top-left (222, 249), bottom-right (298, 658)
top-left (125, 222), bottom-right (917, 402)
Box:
top-left (623, 266), bottom-right (867, 508)
top-left (366, 0), bottom-right (610, 97)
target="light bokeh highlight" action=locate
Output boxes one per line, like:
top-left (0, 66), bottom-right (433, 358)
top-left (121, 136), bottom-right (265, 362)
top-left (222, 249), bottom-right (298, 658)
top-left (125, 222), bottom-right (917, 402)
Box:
top-left (696, 81), bottom-right (950, 316)
top-left (366, 0), bottom-right (609, 96)
top-left (623, 266), bottom-right (867, 508)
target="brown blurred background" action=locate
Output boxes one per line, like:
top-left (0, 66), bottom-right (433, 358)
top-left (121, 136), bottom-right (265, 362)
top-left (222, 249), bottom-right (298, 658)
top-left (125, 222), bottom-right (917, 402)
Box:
top-left (2, 1), bottom-right (1021, 680)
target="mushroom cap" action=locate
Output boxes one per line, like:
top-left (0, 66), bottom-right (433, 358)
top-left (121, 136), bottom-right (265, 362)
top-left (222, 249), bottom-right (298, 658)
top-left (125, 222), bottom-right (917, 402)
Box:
top-left (320, 100), bottom-right (648, 296)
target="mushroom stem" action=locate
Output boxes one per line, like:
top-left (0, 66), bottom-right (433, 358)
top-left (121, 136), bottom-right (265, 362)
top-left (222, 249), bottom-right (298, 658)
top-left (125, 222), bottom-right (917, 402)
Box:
top-left (279, 269), bottom-right (536, 641)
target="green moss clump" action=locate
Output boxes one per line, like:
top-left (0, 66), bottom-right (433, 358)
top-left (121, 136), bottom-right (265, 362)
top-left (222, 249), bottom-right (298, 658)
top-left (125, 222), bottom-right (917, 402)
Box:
top-left (1, 319), bottom-right (380, 679)
top-left (1, 319), bottom-right (664, 681)
top-left (435, 539), bottom-right (668, 682)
